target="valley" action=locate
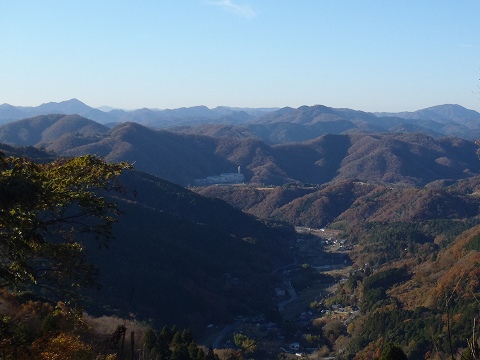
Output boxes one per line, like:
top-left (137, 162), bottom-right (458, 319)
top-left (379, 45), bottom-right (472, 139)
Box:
top-left (199, 226), bottom-right (353, 359)
top-left (1, 101), bottom-right (480, 359)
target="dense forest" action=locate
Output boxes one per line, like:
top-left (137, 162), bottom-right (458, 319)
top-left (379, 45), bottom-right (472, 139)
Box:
top-left (2, 103), bottom-right (480, 359)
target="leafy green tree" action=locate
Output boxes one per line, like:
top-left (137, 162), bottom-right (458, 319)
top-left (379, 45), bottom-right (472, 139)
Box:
top-left (0, 152), bottom-right (131, 298)
top-left (187, 341), bottom-right (199, 359)
top-left (233, 333), bottom-right (257, 353)
top-left (172, 331), bottom-right (184, 346)
top-left (143, 327), bottom-right (158, 352)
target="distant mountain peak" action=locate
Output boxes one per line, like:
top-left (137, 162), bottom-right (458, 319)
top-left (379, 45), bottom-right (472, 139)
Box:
top-left (39, 98), bottom-right (85, 106)
top-left (375, 104), bottom-right (480, 124)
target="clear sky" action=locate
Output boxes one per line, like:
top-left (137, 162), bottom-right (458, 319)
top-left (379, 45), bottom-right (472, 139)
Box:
top-left (1, 1), bottom-right (480, 112)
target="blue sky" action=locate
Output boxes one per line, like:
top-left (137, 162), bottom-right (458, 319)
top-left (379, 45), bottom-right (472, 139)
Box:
top-left (1, 1), bottom-right (480, 112)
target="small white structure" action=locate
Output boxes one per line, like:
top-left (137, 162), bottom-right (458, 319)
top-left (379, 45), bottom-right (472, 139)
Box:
top-left (194, 166), bottom-right (245, 185)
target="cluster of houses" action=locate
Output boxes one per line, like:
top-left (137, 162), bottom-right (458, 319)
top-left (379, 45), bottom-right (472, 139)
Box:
top-left (324, 237), bottom-right (353, 251)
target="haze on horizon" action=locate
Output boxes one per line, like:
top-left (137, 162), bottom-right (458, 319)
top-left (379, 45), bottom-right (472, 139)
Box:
top-left (1, 1), bottom-right (480, 113)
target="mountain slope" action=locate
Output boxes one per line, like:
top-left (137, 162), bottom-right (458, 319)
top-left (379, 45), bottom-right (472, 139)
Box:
top-left (0, 114), bottom-right (109, 147)
top-left (256, 105), bottom-right (377, 125)
top-left (174, 104), bottom-right (480, 143)
top-left (83, 169), bottom-right (294, 331)
top-left (0, 143), bottom-right (296, 332)
top-left (375, 104), bottom-right (480, 138)
top-left (61, 122), bottom-right (239, 185)
top-left (195, 176), bottom-right (480, 228)
top-left (377, 104), bottom-right (480, 123)
top-left (1, 116), bottom-right (480, 187)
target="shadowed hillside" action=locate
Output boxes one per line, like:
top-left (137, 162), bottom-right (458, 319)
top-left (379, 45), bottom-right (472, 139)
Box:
top-left (84, 170), bottom-right (295, 331)
top-left (61, 122), bottom-right (240, 185)
top-left (0, 114), bottom-right (108, 147)
top-left (0, 143), bottom-right (296, 334)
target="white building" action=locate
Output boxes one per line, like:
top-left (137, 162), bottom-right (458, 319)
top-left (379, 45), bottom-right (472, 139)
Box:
top-left (194, 166), bottom-right (245, 185)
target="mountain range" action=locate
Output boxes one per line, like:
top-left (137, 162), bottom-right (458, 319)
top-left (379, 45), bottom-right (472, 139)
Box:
top-left (2, 99), bottom-right (480, 142)
top-left (0, 98), bottom-right (275, 128)
top-left (1, 114), bottom-right (479, 187)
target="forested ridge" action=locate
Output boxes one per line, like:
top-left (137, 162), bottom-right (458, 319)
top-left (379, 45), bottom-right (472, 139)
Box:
top-left (328, 220), bottom-right (480, 359)
top-left (2, 114), bottom-right (480, 187)
top-left (195, 177), bottom-right (480, 228)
